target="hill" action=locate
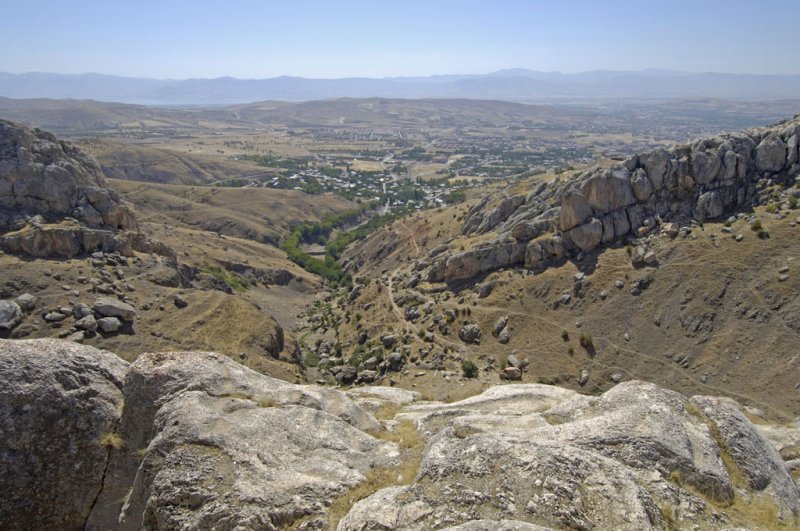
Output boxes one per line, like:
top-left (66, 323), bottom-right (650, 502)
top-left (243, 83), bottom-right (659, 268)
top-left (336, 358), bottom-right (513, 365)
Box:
top-left (3, 69), bottom-right (800, 104)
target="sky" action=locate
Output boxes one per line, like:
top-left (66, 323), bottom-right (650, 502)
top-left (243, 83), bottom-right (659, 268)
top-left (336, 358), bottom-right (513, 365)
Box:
top-left (2, 0), bottom-right (799, 79)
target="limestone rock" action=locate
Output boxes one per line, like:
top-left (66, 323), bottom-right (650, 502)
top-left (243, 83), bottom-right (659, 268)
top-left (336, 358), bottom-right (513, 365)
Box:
top-left (0, 339), bottom-right (128, 530)
top-left (75, 314), bottom-right (98, 332)
top-left (630, 168), bottom-right (654, 201)
top-left (0, 119), bottom-right (137, 233)
top-left (458, 323), bottom-right (482, 344)
top-left (93, 296), bottom-right (136, 321)
top-left (499, 366), bottom-right (522, 380)
top-left (695, 191), bottom-right (724, 220)
top-left (756, 134), bottom-right (787, 173)
top-left (89, 350), bottom-right (392, 530)
top-left (14, 293), bottom-right (36, 312)
top-left (97, 316), bottom-right (122, 333)
top-left (581, 169), bottom-right (637, 214)
top-left (0, 300), bottom-right (23, 330)
top-left (559, 191), bottom-right (593, 231)
top-left (566, 218), bottom-right (603, 252)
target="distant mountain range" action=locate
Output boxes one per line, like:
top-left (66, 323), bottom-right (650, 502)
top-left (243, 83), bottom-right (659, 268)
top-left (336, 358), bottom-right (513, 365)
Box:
top-left (1, 69), bottom-right (800, 105)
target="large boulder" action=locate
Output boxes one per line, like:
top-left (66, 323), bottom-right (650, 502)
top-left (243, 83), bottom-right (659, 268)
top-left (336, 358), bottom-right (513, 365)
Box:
top-left (93, 296), bottom-right (136, 321)
top-left (566, 217), bottom-right (603, 252)
top-left (0, 339), bottom-right (128, 530)
top-left (0, 300), bottom-right (22, 331)
top-left (695, 191), bottom-right (724, 220)
top-left (559, 191), bottom-right (593, 231)
top-left (580, 169), bottom-right (637, 215)
top-left (756, 134), bottom-right (787, 173)
top-left (630, 168), bottom-right (654, 201)
top-left (88, 350), bottom-right (395, 530)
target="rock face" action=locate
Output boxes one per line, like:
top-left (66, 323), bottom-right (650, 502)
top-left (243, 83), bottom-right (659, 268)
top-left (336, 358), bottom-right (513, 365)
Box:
top-left (430, 115), bottom-right (800, 282)
top-left (2, 339), bottom-right (798, 530)
top-left (342, 383), bottom-right (800, 530)
top-left (0, 119), bottom-right (137, 233)
top-left (0, 339), bottom-right (128, 530)
top-left (0, 120), bottom-right (178, 260)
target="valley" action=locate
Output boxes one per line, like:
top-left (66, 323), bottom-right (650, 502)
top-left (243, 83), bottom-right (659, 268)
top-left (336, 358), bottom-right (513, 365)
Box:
top-left (1, 97), bottom-right (800, 530)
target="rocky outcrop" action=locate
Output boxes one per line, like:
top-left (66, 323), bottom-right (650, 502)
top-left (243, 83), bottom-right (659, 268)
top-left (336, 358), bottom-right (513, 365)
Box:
top-left (0, 119), bottom-right (137, 232)
top-left (0, 339), bottom-right (128, 530)
top-left (2, 339), bottom-right (798, 530)
top-left (0, 120), bottom-right (176, 260)
top-left (343, 382), bottom-right (800, 530)
top-left (0, 339), bottom-right (395, 530)
top-left (430, 115), bottom-right (800, 282)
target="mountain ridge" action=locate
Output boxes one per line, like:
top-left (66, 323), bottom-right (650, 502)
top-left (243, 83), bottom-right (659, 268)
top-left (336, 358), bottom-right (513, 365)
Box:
top-left (3, 69), bottom-right (800, 104)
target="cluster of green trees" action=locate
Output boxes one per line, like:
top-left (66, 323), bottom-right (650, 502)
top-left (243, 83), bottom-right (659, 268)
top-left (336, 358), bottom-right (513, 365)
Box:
top-left (282, 201), bottom-right (413, 285)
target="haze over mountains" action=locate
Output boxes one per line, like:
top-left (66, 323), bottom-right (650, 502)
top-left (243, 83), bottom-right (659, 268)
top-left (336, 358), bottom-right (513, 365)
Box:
top-left (3, 69), bottom-right (800, 105)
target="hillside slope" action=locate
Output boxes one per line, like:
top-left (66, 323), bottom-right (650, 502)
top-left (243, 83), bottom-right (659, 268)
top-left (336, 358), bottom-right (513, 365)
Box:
top-left (304, 115), bottom-right (800, 418)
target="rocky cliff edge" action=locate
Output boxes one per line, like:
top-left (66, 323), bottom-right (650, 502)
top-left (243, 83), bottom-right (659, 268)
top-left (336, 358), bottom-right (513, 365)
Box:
top-left (1, 338), bottom-right (798, 530)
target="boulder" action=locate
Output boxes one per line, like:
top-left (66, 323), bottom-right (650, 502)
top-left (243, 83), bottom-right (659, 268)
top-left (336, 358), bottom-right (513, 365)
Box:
top-left (499, 366), bottom-right (522, 380)
top-left (93, 296), bottom-right (135, 321)
top-left (458, 323), bottom-right (482, 344)
top-left (756, 134), bottom-right (787, 173)
top-left (692, 147), bottom-right (722, 185)
top-left (559, 191), bottom-right (593, 231)
top-left (0, 339), bottom-right (128, 530)
top-left (0, 300), bottom-right (23, 330)
top-left (97, 316), bottom-right (122, 333)
top-left (88, 350), bottom-right (392, 529)
top-left (581, 170), bottom-right (637, 214)
top-left (630, 168), bottom-right (654, 201)
top-left (566, 218), bottom-right (603, 252)
top-left (639, 148), bottom-right (672, 190)
top-left (75, 314), bottom-right (98, 333)
top-left (14, 293), bottom-right (36, 312)
top-left (695, 191), bottom-right (724, 220)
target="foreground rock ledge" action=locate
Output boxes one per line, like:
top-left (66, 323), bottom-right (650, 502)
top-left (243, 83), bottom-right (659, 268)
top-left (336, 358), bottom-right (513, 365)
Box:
top-left (0, 339), bottom-right (798, 530)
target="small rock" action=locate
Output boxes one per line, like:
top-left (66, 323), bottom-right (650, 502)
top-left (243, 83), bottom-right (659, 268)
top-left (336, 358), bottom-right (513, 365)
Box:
top-left (75, 314), bottom-right (98, 333)
top-left (599, 290), bottom-right (609, 300)
top-left (381, 335), bottom-right (398, 349)
top-left (66, 331), bottom-right (85, 342)
top-left (735, 233), bottom-right (744, 242)
top-left (97, 316), bottom-right (122, 333)
top-left (497, 327), bottom-right (511, 344)
top-left (72, 303), bottom-right (92, 319)
top-left (779, 265), bottom-right (789, 273)
top-left (577, 369), bottom-right (590, 386)
top-left (614, 280), bottom-right (624, 289)
top-left (499, 367), bottom-right (522, 381)
top-left (44, 311), bottom-right (67, 322)
top-left (610, 372), bottom-right (623, 383)
top-left (779, 274), bottom-right (789, 282)
top-left (0, 300), bottom-right (23, 330)
top-left (15, 293), bottom-right (36, 312)
top-left (173, 294), bottom-right (189, 309)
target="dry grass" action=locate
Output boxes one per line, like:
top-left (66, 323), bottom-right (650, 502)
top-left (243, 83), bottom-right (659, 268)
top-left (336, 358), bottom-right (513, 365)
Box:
top-left (99, 432), bottom-right (125, 450)
top-left (324, 419), bottom-right (425, 530)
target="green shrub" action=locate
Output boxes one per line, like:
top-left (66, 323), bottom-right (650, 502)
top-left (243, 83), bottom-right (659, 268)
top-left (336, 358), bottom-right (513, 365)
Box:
top-left (579, 332), bottom-right (594, 350)
top-left (461, 359), bottom-right (478, 378)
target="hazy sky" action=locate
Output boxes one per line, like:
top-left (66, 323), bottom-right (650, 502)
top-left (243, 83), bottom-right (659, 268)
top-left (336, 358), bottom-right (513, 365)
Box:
top-left (3, 0), bottom-right (799, 79)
